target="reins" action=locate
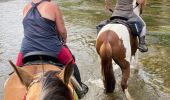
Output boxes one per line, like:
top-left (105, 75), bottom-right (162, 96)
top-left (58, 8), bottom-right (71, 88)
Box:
top-left (23, 71), bottom-right (76, 100)
top-left (22, 78), bottom-right (41, 100)
top-left (27, 77), bottom-right (41, 90)
top-left (133, 2), bottom-right (139, 9)
top-left (23, 73), bottom-right (43, 100)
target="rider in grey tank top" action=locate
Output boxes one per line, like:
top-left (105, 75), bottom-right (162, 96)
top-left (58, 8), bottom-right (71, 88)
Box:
top-left (112, 0), bottom-right (148, 52)
top-left (112, 0), bottom-right (133, 19)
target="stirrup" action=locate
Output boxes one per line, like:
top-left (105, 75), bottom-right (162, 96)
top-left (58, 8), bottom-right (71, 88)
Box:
top-left (76, 83), bottom-right (89, 99)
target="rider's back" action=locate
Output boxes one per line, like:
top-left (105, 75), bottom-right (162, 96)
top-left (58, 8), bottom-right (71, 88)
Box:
top-left (23, 1), bottom-right (57, 21)
top-left (112, 0), bottom-right (133, 19)
top-left (21, 1), bottom-right (62, 56)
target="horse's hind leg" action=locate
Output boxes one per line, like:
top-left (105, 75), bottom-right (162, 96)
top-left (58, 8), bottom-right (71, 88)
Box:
top-left (115, 59), bottom-right (130, 91)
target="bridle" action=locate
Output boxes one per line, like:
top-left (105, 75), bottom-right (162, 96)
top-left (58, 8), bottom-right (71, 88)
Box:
top-left (23, 77), bottom-right (41, 100)
top-left (23, 72), bottom-right (76, 100)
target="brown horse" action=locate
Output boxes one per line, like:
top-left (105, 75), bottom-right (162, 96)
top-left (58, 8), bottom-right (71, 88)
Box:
top-left (4, 60), bottom-right (79, 100)
top-left (96, 0), bottom-right (143, 95)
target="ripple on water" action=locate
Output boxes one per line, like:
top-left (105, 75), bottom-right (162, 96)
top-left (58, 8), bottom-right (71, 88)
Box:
top-left (140, 46), bottom-right (170, 95)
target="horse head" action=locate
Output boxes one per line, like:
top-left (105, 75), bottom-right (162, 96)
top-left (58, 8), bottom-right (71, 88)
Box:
top-left (8, 60), bottom-right (77, 100)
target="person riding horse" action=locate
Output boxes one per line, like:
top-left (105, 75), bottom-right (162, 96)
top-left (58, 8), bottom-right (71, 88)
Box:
top-left (95, 0), bottom-right (148, 99)
top-left (107, 0), bottom-right (148, 52)
top-left (15, 0), bottom-right (88, 99)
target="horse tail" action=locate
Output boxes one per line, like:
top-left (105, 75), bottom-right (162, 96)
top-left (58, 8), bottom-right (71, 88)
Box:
top-left (99, 39), bottom-right (116, 93)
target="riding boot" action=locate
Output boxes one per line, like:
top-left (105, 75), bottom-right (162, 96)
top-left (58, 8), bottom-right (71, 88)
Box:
top-left (138, 36), bottom-right (148, 52)
top-left (72, 64), bottom-right (89, 99)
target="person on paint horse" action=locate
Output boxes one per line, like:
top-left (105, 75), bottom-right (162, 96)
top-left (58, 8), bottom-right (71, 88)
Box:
top-left (15, 0), bottom-right (88, 99)
top-left (105, 0), bottom-right (148, 52)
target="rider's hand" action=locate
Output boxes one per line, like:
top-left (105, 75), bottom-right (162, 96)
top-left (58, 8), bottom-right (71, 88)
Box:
top-left (137, 0), bottom-right (146, 6)
top-left (63, 39), bottom-right (67, 44)
top-left (137, 0), bottom-right (146, 15)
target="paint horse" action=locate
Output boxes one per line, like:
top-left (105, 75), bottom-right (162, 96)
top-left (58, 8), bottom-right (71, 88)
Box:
top-left (96, 0), bottom-right (143, 95)
top-left (4, 52), bottom-right (80, 100)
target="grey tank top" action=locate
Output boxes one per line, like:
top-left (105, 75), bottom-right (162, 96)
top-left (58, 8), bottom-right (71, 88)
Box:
top-left (112, 0), bottom-right (133, 19)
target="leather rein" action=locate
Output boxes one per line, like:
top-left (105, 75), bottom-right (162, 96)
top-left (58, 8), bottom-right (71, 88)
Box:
top-left (23, 72), bottom-right (76, 100)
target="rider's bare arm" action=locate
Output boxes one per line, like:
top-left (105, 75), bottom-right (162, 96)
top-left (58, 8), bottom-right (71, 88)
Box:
top-left (23, 3), bottom-right (30, 17)
top-left (54, 4), bottom-right (67, 43)
top-left (137, 0), bottom-right (146, 14)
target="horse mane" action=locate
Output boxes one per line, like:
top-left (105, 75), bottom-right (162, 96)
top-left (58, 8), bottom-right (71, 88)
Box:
top-left (40, 71), bottom-right (72, 100)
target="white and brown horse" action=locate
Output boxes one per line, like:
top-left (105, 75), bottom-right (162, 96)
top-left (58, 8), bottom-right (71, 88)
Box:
top-left (96, 0), bottom-right (144, 96)
top-left (4, 60), bottom-right (79, 100)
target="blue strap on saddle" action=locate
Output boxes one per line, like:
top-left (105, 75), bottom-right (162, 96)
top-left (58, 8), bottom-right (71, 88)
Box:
top-left (128, 21), bottom-right (143, 36)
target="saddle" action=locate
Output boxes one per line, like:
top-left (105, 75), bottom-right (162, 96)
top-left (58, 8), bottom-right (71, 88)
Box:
top-left (96, 16), bottom-right (143, 36)
top-left (23, 51), bottom-right (64, 67)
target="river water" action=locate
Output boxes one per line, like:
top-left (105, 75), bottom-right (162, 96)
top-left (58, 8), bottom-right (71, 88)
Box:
top-left (0, 0), bottom-right (170, 100)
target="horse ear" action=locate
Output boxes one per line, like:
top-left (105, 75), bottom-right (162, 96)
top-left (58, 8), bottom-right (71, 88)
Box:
top-left (59, 60), bottom-right (74, 85)
top-left (8, 60), bottom-right (34, 88)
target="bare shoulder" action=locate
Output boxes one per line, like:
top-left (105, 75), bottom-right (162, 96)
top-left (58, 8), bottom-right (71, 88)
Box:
top-left (23, 2), bottom-right (31, 15)
top-left (46, 1), bottom-right (61, 12)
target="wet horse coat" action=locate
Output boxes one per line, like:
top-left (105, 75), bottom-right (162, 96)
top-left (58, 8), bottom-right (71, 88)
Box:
top-left (98, 24), bottom-right (132, 62)
top-left (96, 23), bottom-right (138, 93)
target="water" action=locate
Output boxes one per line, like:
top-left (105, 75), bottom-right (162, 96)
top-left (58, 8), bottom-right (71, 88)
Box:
top-left (0, 0), bottom-right (25, 98)
top-left (0, 0), bottom-right (170, 100)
